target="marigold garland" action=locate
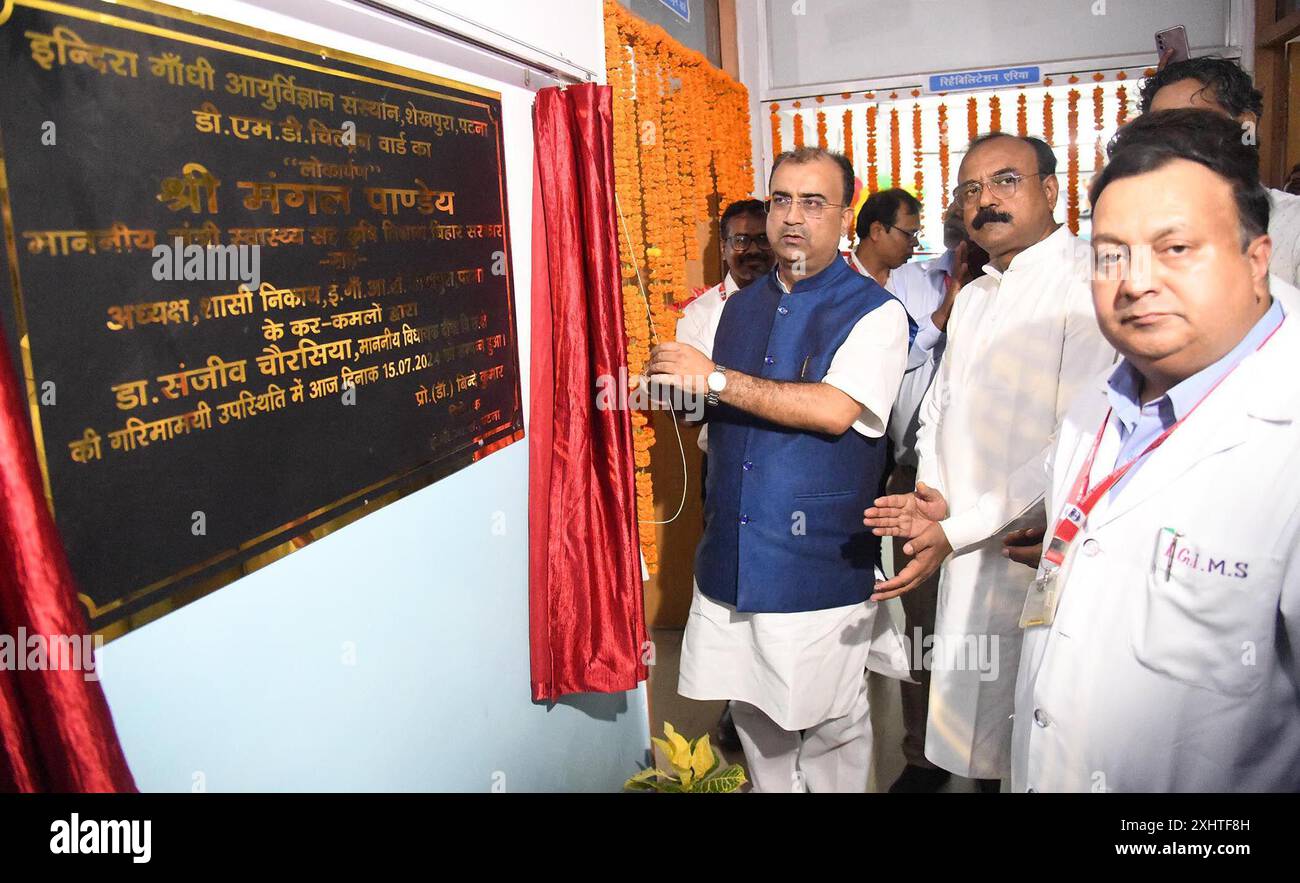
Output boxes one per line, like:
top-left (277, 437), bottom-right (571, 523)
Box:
top-left (604, 1), bottom-right (754, 572)
top-left (866, 104), bottom-right (879, 194)
top-left (938, 103), bottom-right (950, 210)
top-left (793, 100), bottom-right (805, 149)
top-left (1042, 92), bottom-right (1055, 145)
top-left (770, 102), bottom-right (782, 155)
top-left (842, 108), bottom-right (853, 165)
top-left (889, 107), bottom-right (901, 188)
top-left (989, 95), bottom-right (1002, 132)
top-left (1016, 91), bottom-right (1028, 137)
top-left (912, 101), bottom-right (924, 213)
top-left (1093, 83), bottom-right (1105, 177)
top-left (1067, 88), bottom-right (1080, 234)
top-left (815, 95), bottom-right (828, 149)
top-left (967, 96), bottom-right (978, 143)
top-left (1116, 84), bottom-right (1128, 127)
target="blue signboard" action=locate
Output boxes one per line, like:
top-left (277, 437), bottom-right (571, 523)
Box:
top-left (659, 0), bottom-right (690, 23)
top-left (927, 66), bottom-right (1042, 94)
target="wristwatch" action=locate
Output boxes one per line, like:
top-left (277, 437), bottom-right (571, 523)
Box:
top-left (705, 364), bottom-right (727, 406)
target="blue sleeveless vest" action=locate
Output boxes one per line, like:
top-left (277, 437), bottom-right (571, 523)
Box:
top-left (695, 257), bottom-right (904, 613)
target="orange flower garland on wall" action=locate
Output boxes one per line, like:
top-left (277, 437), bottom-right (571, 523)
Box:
top-left (1016, 91), bottom-right (1028, 137)
top-left (912, 96), bottom-right (924, 211)
top-left (793, 101), bottom-right (805, 149)
top-left (1116, 72), bottom-right (1129, 128)
top-left (938, 102), bottom-right (950, 210)
top-left (1093, 78), bottom-right (1106, 177)
top-left (967, 96), bottom-right (978, 142)
top-left (989, 94), bottom-right (1001, 132)
top-left (636, 35), bottom-right (670, 544)
top-left (866, 103), bottom-right (879, 194)
top-left (770, 102), bottom-right (782, 155)
top-left (604, 1), bottom-right (754, 572)
top-left (889, 105), bottom-right (901, 188)
top-left (842, 107), bottom-right (854, 165)
top-left (815, 95), bottom-right (828, 149)
top-left (1042, 88), bottom-right (1054, 145)
top-left (1067, 86), bottom-right (1080, 234)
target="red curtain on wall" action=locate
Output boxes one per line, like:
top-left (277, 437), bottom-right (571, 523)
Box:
top-left (0, 320), bottom-right (137, 792)
top-left (528, 84), bottom-right (648, 702)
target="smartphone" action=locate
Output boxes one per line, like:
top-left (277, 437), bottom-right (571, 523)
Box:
top-left (1155, 26), bottom-right (1190, 65)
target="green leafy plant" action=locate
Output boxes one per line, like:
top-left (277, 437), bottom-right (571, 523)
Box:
top-left (624, 722), bottom-right (747, 793)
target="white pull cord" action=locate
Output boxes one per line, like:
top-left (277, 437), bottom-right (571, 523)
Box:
top-left (613, 191), bottom-right (688, 527)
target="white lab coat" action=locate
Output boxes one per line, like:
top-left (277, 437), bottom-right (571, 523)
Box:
top-left (914, 225), bottom-right (1117, 779)
top-left (1012, 288), bottom-right (1300, 792)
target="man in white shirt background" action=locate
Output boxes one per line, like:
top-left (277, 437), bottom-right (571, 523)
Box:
top-left (847, 192), bottom-right (984, 791)
top-left (847, 187), bottom-right (922, 289)
top-left (864, 133), bottom-right (1116, 791)
top-left (674, 198), bottom-right (774, 750)
top-left (884, 203), bottom-right (986, 475)
top-left (1013, 108), bottom-right (1300, 792)
top-left (1140, 56), bottom-right (1300, 291)
top-left (675, 199), bottom-right (775, 406)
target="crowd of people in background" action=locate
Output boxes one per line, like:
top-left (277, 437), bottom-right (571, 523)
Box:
top-left (646, 56), bottom-right (1300, 793)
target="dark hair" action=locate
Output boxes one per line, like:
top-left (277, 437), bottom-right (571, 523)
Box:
top-left (855, 188), bottom-right (921, 240)
top-left (964, 132), bottom-right (1057, 175)
top-left (1139, 56), bottom-right (1263, 120)
top-left (720, 198), bottom-right (767, 239)
top-left (1091, 109), bottom-right (1269, 247)
top-left (769, 147), bottom-right (855, 207)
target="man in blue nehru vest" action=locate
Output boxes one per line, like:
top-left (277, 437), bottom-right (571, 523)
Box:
top-left (647, 147), bottom-right (914, 792)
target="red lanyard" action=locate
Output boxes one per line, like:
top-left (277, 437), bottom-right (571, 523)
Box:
top-left (1043, 316), bottom-right (1286, 568)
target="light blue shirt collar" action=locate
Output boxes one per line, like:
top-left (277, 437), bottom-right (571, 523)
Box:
top-left (1106, 297), bottom-right (1285, 432)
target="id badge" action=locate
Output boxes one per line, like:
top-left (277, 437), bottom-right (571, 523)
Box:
top-left (1019, 569), bottom-right (1061, 628)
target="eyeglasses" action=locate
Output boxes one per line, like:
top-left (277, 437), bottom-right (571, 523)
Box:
top-left (766, 194), bottom-right (844, 219)
top-left (884, 224), bottom-right (922, 245)
top-left (725, 233), bottom-right (772, 252)
top-left (951, 172), bottom-right (1048, 207)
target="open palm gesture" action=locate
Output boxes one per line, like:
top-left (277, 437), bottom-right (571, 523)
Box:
top-left (863, 481), bottom-right (949, 539)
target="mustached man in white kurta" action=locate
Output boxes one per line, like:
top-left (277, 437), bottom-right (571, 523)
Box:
top-left (648, 148), bottom-right (913, 793)
top-left (864, 133), bottom-right (1116, 784)
top-left (1013, 110), bottom-right (1300, 792)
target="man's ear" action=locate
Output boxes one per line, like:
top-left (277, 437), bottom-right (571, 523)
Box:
top-left (841, 207), bottom-right (855, 240)
top-left (1246, 232), bottom-right (1273, 292)
top-left (1042, 174), bottom-right (1060, 211)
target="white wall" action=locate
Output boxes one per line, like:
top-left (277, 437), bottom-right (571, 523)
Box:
top-left (96, 0), bottom-right (651, 792)
top-left (736, 0), bottom-right (1247, 196)
top-left (368, 0), bottom-right (607, 81)
top-left (763, 0), bottom-right (1238, 94)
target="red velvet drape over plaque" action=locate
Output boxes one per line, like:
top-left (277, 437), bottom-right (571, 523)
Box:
top-left (529, 84), bottom-right (648, 702)
top-left (0, 319), bottom-right (137, 792)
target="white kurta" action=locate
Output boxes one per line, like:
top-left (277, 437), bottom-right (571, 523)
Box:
top-left (914, 224), bottom-right (1117, 778)
top-left (1012, 284), bottom-right (1300, 792)
top-left (678, 294), bottom-right (914, 731)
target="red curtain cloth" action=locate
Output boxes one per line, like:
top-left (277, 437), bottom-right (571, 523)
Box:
top-left (0, 321), bottom-right (137, 791)
top-left (528, 84), bottom-right (648, 702)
